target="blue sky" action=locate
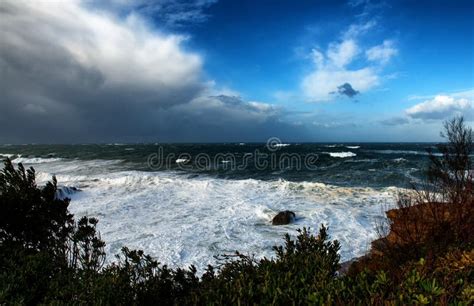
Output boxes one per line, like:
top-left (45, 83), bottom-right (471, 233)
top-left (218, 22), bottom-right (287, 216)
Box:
top-left (187, 0), bottom-right (474, 132)
top-left (0, 0), bottom-right (473, 143)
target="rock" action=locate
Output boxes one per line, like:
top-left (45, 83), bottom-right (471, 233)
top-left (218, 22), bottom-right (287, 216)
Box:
top-left (272, 210), bottom-right (296, 225)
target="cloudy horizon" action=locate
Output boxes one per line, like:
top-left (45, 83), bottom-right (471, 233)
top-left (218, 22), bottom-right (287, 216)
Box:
top-left (0, 0), bottom-right (473, 144)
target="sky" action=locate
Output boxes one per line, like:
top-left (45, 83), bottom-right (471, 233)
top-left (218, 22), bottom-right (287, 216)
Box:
top-left (0, 0), bottom-right (473, 143)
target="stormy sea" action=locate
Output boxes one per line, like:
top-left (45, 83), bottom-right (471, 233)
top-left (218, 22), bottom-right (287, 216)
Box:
top-left (0, 143), bottom-right (436, 272)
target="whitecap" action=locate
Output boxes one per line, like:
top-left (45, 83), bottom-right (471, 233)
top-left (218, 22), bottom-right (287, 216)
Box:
top-left (346, 146), bottom-right (360, 149)
top-left (325, 152), bottom-right (357, 158)
top-left (176, 158), bottom-right (190, 164)
top-left (367, 149), bottom-right (441, 156)
top-left (0, 153), bottom-right (15, 158)
top-left (12, 157), bottom-right (63, 164)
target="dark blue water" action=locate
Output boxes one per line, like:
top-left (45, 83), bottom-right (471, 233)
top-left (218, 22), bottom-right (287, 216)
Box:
top-left (0, 143), bottom-right (435, 188)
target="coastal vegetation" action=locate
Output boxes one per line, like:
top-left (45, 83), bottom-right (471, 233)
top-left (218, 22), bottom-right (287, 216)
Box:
top-left (0, 117), bottom-right (472, 305)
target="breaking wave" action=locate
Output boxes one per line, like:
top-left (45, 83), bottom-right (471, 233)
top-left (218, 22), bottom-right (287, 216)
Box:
top-left (12, 156), bottom-right (63, 164)
top-left (26, 158), bottom-right (399, 273)
top-left (325, 152), bottom-right (357, 158)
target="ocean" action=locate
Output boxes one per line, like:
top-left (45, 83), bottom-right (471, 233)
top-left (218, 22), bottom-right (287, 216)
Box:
top-left (0, 142), bottom-right (436, 272)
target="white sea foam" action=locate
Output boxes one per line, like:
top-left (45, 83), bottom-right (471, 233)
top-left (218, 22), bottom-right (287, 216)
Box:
top-left (275, 143), bottom-right (290, 147)
top-left (346, 146), bottom-right (360, 149)
top-left (28, 158), bottom-right (399, 274)
top-left (0, 153), bottom-right (15, 158)
top-left (393, 158), bottom-right (408, 163)
top-left (12, 156), bottom-right (63, 164)
top-left (325, 152), bottom-right (357, 158)
top-left (176, 158), bottom-right (190, 164)
top-left (367, 149), bottom-right (441, 156)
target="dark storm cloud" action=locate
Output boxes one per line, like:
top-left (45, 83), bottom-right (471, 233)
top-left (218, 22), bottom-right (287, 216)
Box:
top-left (335, 83), bottom-right (360, 98)
top-left (0, 0), bottom-right (304, 144)
top-left (151, 95), bottom-right (305, 142)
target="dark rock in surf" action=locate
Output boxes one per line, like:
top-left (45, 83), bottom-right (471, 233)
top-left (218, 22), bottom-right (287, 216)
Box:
top-left (55, 186), bottom-right (81, 200)
top-left (272, 211), bottom-right (296, 225)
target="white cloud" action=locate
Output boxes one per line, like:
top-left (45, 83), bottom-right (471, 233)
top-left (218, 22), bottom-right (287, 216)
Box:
top-left (343, 20), bottom-right (376, 39)
top-left (406, 95), bottom-right (473, 120)
top-left (327, 39), bottom-right (359, 68)
top-left (408, 88), bottom-right (474, 101)
top-left (302, 67), bottom-right (378, 101)
top-left (301, 22), bottom-right (397, 102)
top-left (366, 40), bottom-right (398, 64)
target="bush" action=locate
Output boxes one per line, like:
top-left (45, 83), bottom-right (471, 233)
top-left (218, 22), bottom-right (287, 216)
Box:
top-left (192, 226), bottom-right (341, 305)
top-left (369, 116), bottom-right (474, 270)
top-left (0, 161), bottom-right (72, 253)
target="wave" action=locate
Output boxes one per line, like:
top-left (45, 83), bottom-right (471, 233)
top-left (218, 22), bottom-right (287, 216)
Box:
top-left (0, 153), bottom-right (15, 158)
top-left (28, 167), bottom-right (399, 273)
top-left (175, 158), bottom-right (190, 164)
top-left (346, 146), bottom-right (360, 149)
top-left (56, 186), bottom-right (81, 200)
top-left (274, 143), bottom-right (290, 147)
top-left (325, 152), bottom-right (357, 158)
top-left (367, 149), bottom-right (441, 156)
top-left (12, 156), bottom-right (63, 164)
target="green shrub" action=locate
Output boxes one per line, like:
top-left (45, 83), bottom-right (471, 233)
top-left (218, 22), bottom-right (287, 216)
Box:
top-left (192, 226), bottom-right (341, 305)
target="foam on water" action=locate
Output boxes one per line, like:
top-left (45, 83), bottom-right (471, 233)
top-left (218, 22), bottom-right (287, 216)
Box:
top-left (366, 149), bottom-right (442, 156)
top-left (12, 156), bottom-right (64, 164)
top-left (176, 158), bottom-right (190, 164)
top-left (325, 152), bottom-right (357, 158)
top-left (31, 159), bottom-right (399, 273)
top-left (0, 153), bottom-right (15, 158)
